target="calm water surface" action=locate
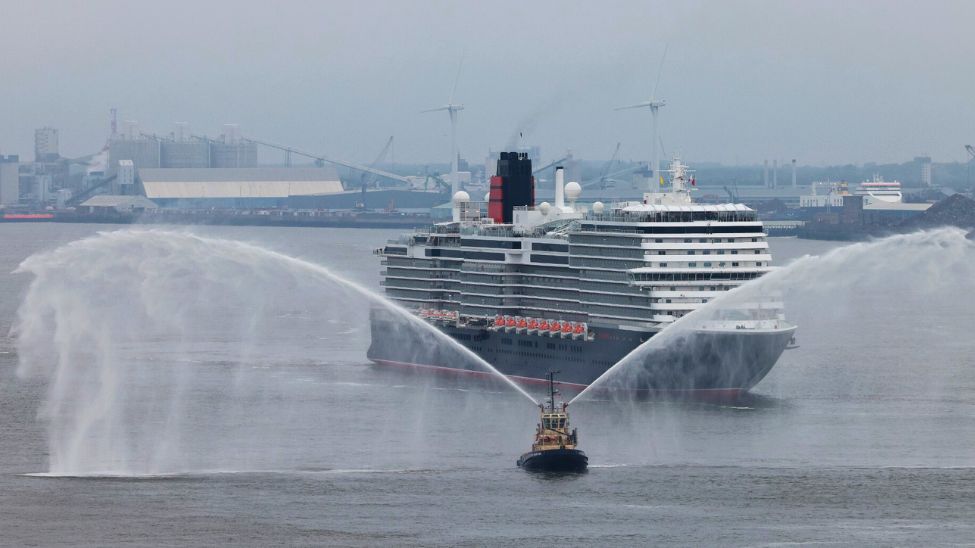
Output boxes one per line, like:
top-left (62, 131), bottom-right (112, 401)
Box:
top-left (1, 223), bottom-right (972, 546)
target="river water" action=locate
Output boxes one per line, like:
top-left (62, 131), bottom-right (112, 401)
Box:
top-left (1, 223), bottom-right (972, 546)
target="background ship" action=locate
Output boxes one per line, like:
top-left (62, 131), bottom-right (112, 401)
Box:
top-left (369, 153), bottom-right (795, 394)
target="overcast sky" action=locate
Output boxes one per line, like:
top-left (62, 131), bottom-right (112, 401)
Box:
top-left (2, 0), bottom-right (973, 166)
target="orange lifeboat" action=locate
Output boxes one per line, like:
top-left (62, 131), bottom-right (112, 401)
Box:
top-left (549, 321), bottom-right (561, 333)
top-left (573, 324), bottom-right (585, 334)
top-left (495, 316), bottom-right (505, 327)
top-left (506, 317), bottom-right (516, 327)
top-left (529, 319), bottom-right (539, 329)
top-left (539, 320), bottom-right (550, 331)
top-left (517, 318), bottom-right (528, 328)
top-left (562, 322), bottom-right (573, 333)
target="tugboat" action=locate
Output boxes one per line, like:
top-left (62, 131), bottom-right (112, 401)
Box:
top-left (517, 371), bottom-right (588, 473)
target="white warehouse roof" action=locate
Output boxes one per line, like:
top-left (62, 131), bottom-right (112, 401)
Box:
top-left (139, 167), bottom-right (344, 199)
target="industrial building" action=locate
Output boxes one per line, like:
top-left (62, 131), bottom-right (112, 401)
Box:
top-left (34, 127), bottom-right (59, 162)
top-left (0, 155), bottom-right (19, 207)
top-left (915, 156), bottom-right (933, 187)
top-left (108, 134), bottom-right (258, 171)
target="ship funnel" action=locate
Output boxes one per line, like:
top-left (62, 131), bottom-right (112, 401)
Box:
top-left (555, 166), bottom-right (565, 210)
top-left (488, 152), bottom-right (534, 224)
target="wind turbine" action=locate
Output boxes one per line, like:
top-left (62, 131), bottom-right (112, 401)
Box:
top-left (423, 59), bottom-right (465, 195)
top-left (616, 46), bottom-right (668, 187)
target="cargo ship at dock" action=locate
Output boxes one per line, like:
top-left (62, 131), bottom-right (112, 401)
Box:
top-left (368, 152), bottom-right (796, 393)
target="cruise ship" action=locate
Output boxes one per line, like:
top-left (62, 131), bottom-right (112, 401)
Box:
top-left (368, 152), bottom-right (796, 393)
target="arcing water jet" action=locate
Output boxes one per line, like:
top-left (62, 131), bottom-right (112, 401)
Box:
top-left (13, 229), bottom-right (536, 475)
top-left (571, 228), bottom-right (975, 404)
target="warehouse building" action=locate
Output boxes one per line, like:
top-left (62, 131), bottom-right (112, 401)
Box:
top-left (138, 167), bottom-right (346, 209)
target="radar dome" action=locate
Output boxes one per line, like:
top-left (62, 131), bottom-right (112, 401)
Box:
top-left (592, 201), bottom-right (605, 214)
top-left (565, 181), bottom-right (582, 201)
top-left (538, 201), bottom-right (551, 215)
top-left (452, 191), bottom-right (470, 204)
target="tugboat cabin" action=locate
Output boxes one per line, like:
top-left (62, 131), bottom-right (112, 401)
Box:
top-left (533, 405), bottom-right (578, 451)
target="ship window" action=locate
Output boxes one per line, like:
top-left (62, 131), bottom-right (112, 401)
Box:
top-left (655, 239), bottom-right (663, 243)
top-left (689, 262), bottom-right (697, 267)
top-left (688, 250), bottom-right (695, 255)
top-left (732, 262), bottom-right (739, 267)
top-left (559, 419), bottom-right (566, 428)
top-left (657, 251), bottom-right (665, 255)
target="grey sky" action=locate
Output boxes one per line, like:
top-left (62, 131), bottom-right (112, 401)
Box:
top-left (2, 0), bottom-right (973, 166)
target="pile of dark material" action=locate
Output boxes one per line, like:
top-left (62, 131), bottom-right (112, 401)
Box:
top-left (899, 193), bottom-right (975, 231)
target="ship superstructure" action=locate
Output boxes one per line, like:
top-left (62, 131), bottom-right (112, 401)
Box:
top-left (854, 175), bottom-right (903, 205)
top-left (370, 152), bottom-right (795, 392)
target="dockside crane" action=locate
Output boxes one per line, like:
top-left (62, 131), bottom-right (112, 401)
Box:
top-left (532, 152), bottom-right (573, 176)
top-left (241, 137), bottom-right (411, 185)
top-left (360, 136), bottom-right (395, 191)
top-left (582, 142), bottom-right (624, 189)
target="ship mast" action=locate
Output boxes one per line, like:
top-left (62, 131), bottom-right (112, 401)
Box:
top-left (547, 370), bottom-right (560, 413)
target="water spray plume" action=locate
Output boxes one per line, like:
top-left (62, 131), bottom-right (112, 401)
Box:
top-left (570, 228), bottom-right (975, 404)
top-left (13, 230), bottom-right (536, 475)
